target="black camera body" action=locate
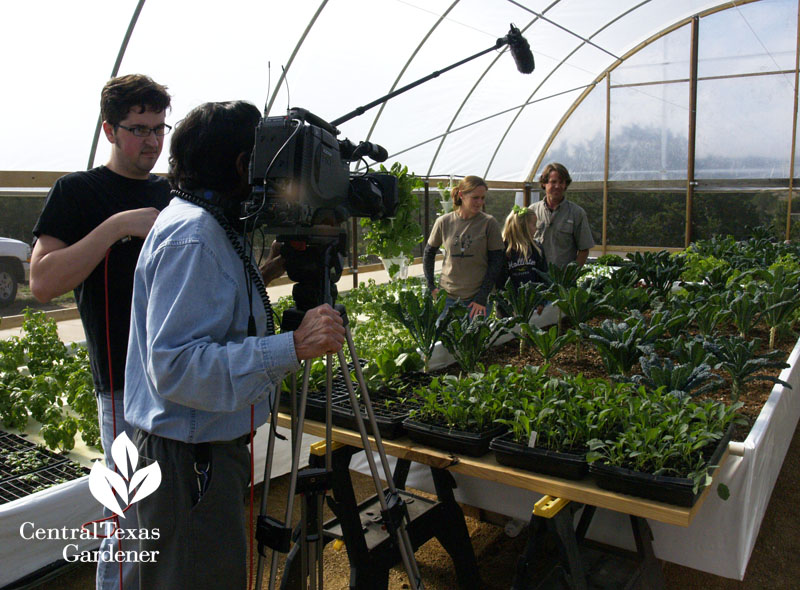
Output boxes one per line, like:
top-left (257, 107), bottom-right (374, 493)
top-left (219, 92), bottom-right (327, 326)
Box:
top-left (245, 108), bottom-right (397, 232)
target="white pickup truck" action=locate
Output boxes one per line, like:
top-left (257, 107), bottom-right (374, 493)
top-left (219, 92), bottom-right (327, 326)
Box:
top-left (0, 237), bottom-right (31, 307)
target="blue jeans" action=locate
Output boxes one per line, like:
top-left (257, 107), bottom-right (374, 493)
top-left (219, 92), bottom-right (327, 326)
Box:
top-left (95, 392), bottom-right (139, 590)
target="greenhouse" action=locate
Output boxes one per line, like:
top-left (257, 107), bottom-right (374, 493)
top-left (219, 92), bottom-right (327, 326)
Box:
top-left (2, 0), bottom-right (800, 589)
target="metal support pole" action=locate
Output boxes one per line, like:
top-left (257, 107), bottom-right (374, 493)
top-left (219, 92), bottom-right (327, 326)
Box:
top-left (686, 16), bottom-right (700, 248)
top-left (786, 1), bottom-right (800, 240)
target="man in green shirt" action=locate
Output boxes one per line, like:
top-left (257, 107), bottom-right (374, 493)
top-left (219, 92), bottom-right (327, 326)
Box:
top-left (530, 162), bottom-right (595, 267)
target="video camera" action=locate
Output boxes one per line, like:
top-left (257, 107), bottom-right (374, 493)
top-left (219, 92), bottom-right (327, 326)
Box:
top-left (244, 107), bottom-right (398, 232)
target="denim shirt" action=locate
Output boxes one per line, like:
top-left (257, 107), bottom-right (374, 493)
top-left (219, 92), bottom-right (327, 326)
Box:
top-left (124, 198), bottom-right (300, 442)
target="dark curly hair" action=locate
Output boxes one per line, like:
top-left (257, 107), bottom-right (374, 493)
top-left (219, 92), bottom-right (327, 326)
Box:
top-left (100, 74), bottom-right (171, 127)
top-left (168, 101), bottom-right (261, 193)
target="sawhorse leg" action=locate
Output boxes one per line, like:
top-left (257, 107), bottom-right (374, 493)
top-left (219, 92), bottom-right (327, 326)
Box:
top-left (319, 450), bottom-right (480, 590)
top-left (512, 497), bottom-right (666, 590)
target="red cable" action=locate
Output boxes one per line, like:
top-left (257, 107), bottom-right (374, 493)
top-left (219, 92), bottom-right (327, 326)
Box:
top-left (103, 250), bottom-right (124, 590)
top-left (248, 404), bottom-right (255, 590)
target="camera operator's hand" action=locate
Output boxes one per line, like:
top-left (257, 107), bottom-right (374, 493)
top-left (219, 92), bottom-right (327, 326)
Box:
top-left (293, 304), bottom-right (345, 360)
top-left (259, 241), bottom-right (285, 286)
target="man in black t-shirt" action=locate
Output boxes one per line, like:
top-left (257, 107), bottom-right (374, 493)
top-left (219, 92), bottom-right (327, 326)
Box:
top-left (30, 74), bottom-right (171, 590)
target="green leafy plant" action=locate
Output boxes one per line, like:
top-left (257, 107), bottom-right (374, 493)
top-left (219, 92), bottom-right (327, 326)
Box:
top-left (593, 254), bottom-right (626, 266)
top-left (383, 289), bottom-right (446, 371)
top-left (703, 335), bottom-right (791, 402)
top-left (439, 306), bottom-right (514, 372)
top-left (754, 265), bottom-right (800, 349)
top-left (409, 365), bottom-right (523, 433)
top-left (492, 278), bottom-right (548, 354)
top-left (552, 285), bottom-right (614, 361)
top-left (518, 324), bottom-right (574, 364)
top-left (498, 373), bottom-right (629, 452)
top-left (539, 261), bottom-right (587, 296)
top-left (680, 252), bottom-right (733, 286)
top-left (493, 278), bottom-right (548, 325)
top-left (626, 250), bottom-right (686, 301)
top-left (582, 310), bottom-right (666, 377)
top-left (587, 388), bottom-right (744, 493)
top-left (689, 294), bottom-right (730, 337)
top-left (358, 341), bottom-right (423, 391)
top-left (0, 310), bottom-right (98, 450)
top-left (359, 162), bottom-right (424, 268)
top-left (725, 284), bottom-right (764, 340)
top-left (631, 353), bottom-right (722, 399)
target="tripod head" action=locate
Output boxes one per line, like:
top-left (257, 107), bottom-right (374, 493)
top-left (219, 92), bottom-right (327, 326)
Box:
top-left (278, 225), bottom-right (348, 332)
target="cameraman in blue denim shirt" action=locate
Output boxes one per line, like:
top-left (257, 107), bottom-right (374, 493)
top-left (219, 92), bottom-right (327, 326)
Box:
top-left (124, 101), bottom-right (345, 589)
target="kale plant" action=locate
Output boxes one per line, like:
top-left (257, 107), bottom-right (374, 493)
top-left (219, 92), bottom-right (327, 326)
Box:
top-left (439, 306), bottom-right (514, 372)
top-left (703, 335), bottom-right (791, 402)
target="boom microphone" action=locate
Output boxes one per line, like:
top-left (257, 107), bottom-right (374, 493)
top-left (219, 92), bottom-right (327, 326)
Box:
top-left (505, 24), bottom-right (535, 74)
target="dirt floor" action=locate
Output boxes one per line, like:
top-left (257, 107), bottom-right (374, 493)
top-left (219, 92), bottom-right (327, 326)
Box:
top-left (23, 416), bottom-right (800, 590)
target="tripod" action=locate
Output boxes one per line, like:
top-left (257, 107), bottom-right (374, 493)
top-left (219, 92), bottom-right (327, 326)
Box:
top-left (254, 231), bottom-right (424, 590)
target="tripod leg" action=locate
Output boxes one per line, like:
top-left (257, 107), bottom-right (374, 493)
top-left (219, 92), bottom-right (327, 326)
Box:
top-left (336, 327), bottom-right (424, 590)
top-left (255, 392), bottom-right (285, 589)
top-left (267, 361), bottom-right (314, 590)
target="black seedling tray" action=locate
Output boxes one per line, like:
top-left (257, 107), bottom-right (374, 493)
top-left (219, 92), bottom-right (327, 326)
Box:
top-left (330, 372), bottom-right (431, 439)
top-left (402, 419), bottom-right (506, 457)
top-left (490, 432), bottom-right (588, 480)
top-left (0, 432), bottom-right (69, 480)
top-left (279, 360), bottom-right (368, 422)
top-left (0, 431), bottom-right (90, 505)
top-left (589, 425), bottom-right (733, 507)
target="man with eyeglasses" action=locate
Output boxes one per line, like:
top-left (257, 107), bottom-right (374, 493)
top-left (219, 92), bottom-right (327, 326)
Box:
top-left (30, 73), bottom-right (171, 590)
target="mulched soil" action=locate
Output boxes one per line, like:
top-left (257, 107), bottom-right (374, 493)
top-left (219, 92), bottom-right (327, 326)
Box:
top-left (480, 319), bottom-right (796, 442)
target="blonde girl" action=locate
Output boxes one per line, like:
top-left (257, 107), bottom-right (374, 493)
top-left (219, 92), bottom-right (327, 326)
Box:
top-left (497, 205), bottom-right (547, 290)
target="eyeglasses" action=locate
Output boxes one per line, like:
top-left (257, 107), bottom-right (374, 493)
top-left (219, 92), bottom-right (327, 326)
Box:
top-left (116, 123), bottom-right (172, 138)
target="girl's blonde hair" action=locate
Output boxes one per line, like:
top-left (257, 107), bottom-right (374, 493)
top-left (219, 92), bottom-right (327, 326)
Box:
top-left (452, 175), bottom-right (488, 209)
top-left (502, 207), bottom-right (540, 259)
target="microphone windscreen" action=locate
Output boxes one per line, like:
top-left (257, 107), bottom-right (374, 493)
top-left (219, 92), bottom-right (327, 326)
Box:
top-left (507, 24), bottom-right (535, 74)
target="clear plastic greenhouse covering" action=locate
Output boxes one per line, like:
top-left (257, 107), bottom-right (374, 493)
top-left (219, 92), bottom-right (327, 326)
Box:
top-left (2, 0), bottom-right (796, 182)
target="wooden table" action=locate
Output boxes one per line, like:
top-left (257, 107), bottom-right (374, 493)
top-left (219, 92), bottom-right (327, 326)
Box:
top-left (278, 413), bottom-right (729, 589)
top-left (278, 414), bottom-right (726, 528)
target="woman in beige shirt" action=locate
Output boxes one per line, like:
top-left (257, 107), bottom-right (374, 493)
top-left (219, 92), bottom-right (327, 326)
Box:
top-left (423, 175), bottom-right (504, 319)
